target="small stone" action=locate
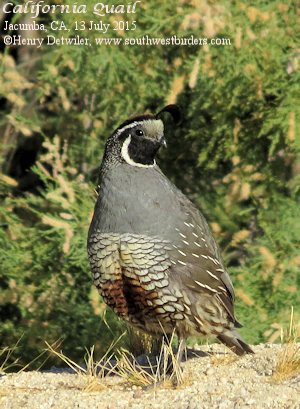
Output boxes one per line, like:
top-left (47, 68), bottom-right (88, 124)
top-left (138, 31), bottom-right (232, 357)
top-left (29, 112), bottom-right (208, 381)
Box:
top-left (263, 343), bottom-right (272, 349)
top-left (239, 387), bottom-right (247, 396)
top-left (133, 390), bottom-right (142, 399)
top-left (205, 367), bottom-right (214, 376)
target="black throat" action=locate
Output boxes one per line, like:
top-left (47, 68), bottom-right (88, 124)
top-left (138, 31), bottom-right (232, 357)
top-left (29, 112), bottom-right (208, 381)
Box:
top-left (128, 135), bottom-right (160, 166)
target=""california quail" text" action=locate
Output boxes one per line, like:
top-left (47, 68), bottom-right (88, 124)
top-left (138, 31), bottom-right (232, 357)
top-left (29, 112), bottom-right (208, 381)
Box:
top-left (2, 1), bottom-right (141, 19)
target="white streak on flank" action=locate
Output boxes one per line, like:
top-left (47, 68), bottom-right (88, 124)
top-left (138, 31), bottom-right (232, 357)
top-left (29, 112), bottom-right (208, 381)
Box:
top-left (179, 233), bottom-right (187, 239)
top-left (175, 228), bottom-right (179, 232)
top-left (171, 260), bottom-right (177, 265)
top-left (208, 256), bottom-right (220, 265)
top-left (172, 244), bottom-right (178, 249)
top-left (218, 286), bottom-right (226, 292)
top-left (192, 253), bottom-right (200, 258)
top-left (201, 238), bottom-right (206, 242)
top-left (121, 135), bottom-right (156, 168)
top-left (195, 281), bottom-right (204, 287)
top-left (206, 270), bottom-right (220, 280)
top-left (189, 223), bottom-right (195, 228)
top-left (194, 316), bottom-right (204, 326)
top-left (194, 241), bottom-right (201, 247)
top-left (178, 260), bottom-right (186, 266)
top-left (178, 250), bottom-right (187, 257)
top-left (182, 240), bottom-right (189, 245)
top-left (195, 280), bottom-right (218, 293)
top-left (216, 268), bottom-right (225, 272)
top-left (184, 222), bottom-right (190, 227)
top-left (192, 232), bottom-right (198, 238)
top-left (201, 254), bottom-right (208, 259)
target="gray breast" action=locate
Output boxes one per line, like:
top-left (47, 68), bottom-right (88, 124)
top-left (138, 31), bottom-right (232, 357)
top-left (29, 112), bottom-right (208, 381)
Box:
top-left (88, 164), bottom-right (188, 241)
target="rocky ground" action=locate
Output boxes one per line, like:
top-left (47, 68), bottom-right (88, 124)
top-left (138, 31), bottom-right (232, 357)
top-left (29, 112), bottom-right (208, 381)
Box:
top-left (0, 344), bottom-right (299, 409)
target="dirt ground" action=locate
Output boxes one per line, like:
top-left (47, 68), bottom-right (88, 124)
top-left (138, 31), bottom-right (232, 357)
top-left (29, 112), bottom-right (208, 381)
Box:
top-left (0, 343), bottom-right (299, 409)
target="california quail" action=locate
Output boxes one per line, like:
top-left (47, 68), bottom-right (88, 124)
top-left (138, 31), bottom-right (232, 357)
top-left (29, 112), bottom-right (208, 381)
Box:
top-left (87, 105), bottom-right (254, 358)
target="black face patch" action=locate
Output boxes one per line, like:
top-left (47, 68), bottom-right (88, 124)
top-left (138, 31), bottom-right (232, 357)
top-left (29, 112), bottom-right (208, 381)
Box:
top-left (127, 134), bottom-right (161, 165)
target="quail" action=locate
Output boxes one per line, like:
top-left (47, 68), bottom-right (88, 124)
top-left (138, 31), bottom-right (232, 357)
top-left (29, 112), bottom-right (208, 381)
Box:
top-left (87, 105), bottom-right (254, 359)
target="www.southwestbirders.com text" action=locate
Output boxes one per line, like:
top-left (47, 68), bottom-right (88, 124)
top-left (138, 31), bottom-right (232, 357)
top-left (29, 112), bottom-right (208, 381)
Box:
top-left (3, 35), bottom-right (232, 48)
top-left (110, 35), bottom-right (231, 46)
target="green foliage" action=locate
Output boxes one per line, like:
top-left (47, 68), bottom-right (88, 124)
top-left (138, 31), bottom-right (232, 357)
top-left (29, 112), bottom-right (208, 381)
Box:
top-left (0, 1), bottom-right (299, 367)
top-left (0, 138), bottom-right (126, 366)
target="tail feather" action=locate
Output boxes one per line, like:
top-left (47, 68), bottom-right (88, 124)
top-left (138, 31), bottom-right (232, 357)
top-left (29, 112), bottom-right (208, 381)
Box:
top-left (217, 331), bottom-right (254, 356)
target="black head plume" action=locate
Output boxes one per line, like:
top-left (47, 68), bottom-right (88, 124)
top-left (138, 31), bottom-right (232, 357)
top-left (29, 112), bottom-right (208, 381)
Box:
top-left (156, 104), bottom-right (181, 124)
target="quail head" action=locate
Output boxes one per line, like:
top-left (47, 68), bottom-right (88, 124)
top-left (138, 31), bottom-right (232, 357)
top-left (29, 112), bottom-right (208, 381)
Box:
top-left (87, 105), bottom-right (254, 358)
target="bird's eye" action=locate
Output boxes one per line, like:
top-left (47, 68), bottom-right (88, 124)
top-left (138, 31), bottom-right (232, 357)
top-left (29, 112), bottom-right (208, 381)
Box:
top-left (135, 129), bottom-right (144, 136)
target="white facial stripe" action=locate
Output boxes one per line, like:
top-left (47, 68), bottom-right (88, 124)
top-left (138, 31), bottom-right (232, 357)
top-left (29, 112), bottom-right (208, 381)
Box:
top-left (115, 119), bottom-right (163, 138)
top-left (116, 121), bottom-right (141, 137)
top-left (121, 135), bottom-right (156, 168)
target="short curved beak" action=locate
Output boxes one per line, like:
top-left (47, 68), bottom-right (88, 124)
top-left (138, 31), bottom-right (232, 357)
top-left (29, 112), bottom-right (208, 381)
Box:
top-left (160, 136), bottom-right (167, 148)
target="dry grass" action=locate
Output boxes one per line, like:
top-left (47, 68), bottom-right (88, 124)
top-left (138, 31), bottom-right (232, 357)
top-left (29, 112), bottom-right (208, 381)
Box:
top-left (116, 333), bottom-right (184, 388)
top-left (0, 339), bottom-right (22, 374)
top-left (271, 307), bottom-right (300, 383)
top-left (0, 337), bottom-right (60, 376)
top-left (81, 346), bottom-right (112, 392)
top-left (46, 331), bottom-right (184, 390)
top-left (45, 336), bottom-right (122, 392)
top-left (0, 347), bottom-right (19, 374)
